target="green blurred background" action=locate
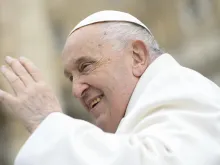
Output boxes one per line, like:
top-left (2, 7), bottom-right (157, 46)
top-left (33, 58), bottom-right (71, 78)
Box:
top-left (0, 0), bottom-right (220, 164)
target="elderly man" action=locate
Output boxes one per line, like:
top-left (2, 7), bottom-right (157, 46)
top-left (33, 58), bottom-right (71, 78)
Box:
top-left (0, 10), bottom-right (220, 165)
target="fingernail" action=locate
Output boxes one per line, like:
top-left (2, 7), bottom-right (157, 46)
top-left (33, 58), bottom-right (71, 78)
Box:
top-left (1, 65), bottom-right (6, 72)
top-left (19, 56), bottom-right (27, 61)
top-left (5, 56), bottom-right (13, 64)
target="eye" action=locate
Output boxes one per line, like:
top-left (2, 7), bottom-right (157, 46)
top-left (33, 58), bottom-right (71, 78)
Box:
top-left (69, 75), bottom-right (73, 82)
top-left (79, 62), bottom-right (92, 72)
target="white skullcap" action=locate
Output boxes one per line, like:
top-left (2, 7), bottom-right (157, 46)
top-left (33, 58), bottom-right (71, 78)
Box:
top-left (69, 10), bottom-right (152, 36)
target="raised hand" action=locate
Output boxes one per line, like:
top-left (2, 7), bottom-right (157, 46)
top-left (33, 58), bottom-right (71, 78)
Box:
top-left (0, 56), bottom-right (62, 133)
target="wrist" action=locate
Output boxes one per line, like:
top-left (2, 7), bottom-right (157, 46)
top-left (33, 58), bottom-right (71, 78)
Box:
top-left (26, 111), bottom-right (63, 133)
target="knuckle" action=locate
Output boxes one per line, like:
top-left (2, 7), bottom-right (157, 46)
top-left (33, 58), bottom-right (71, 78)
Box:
top-left (37, 81), bottom-right (47, 87)
top-left (11, 77), bottom-right (20, 84)
top-left (24, 83), bottom-right (42, 95)
top-left (24, 86), bottom-right (34, 94)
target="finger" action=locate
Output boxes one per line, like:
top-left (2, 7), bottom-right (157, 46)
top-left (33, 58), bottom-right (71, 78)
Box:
top-left (0, 89), bottom-right (18, 117)
top-left (5, 56), bottom-right (35, 86)
top-left (19, 57), bottom-right (43, 82)
top-left (0, 88), bottom-right (16, 107)
top-left (1, 65), bottom-right (25, 94)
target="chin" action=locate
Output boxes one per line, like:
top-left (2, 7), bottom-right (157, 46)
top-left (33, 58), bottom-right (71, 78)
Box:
top-left (95, 119), bottom-right (118, 133)
top-left (94, 120), bottom-right (113, 133)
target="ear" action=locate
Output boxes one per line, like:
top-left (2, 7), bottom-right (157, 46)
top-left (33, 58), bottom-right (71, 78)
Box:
top-left (131, 40), bottom-right (150, 77)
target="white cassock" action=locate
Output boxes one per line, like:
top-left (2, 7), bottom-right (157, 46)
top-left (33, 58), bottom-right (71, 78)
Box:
top-left (14, 54), bottom-right (220, 165)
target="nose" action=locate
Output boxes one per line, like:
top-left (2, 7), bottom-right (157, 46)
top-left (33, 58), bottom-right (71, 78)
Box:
top-left (72, 79), bottom-right (89, 98)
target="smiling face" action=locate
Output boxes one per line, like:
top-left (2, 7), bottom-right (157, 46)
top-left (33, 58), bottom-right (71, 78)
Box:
top-left (62, 23), bottom-right (150, 133)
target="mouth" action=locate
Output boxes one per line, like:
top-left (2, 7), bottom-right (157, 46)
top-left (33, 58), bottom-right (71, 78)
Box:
top-left (89, 94), bottom-right (104, 110)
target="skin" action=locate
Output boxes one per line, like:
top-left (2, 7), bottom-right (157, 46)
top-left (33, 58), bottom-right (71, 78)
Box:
top-left (0, 23), bottom-right (151, 133)
top-left (0, 56), bottom-right (62, 133)
top-left (62, 23), bottom-right (151, 133)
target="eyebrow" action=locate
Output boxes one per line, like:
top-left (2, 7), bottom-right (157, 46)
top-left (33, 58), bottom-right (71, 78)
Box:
top-left (75, 56), bottom-right (95, 65)
top-left (64, 56), bottom-right (96, 77)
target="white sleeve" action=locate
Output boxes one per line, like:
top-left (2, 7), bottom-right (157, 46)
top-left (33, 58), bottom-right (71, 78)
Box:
top-left (14, 109), bottom-right (219, 165)
top-left (14, 112), bottom-right (180, 165)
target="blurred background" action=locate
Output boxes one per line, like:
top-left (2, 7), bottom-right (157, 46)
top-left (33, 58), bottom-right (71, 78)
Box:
top-left (0, 0), bottom-right (219, 164)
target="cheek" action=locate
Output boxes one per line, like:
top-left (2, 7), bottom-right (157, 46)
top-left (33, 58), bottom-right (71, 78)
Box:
top-left (87, 68), bottom-right (113, 88)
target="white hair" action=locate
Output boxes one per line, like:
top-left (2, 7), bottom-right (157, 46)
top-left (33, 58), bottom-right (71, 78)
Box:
top-left (100, 22), bottom-right (163, 60)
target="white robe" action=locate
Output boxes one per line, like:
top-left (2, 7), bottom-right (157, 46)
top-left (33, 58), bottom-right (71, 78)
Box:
top-left (15, 54), bottom-right (220, 165)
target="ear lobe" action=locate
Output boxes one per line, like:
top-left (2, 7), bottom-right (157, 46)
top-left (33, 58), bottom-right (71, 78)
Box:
top-left (132, 40), bottom-right (149, 77)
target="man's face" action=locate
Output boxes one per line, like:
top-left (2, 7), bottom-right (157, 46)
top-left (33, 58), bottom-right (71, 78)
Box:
top-left (62, 24), bottom-right (139, 133)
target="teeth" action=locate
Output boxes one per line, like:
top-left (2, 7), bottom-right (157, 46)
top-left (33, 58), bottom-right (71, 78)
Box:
top-left (90, 97), bottom-right (101, 108)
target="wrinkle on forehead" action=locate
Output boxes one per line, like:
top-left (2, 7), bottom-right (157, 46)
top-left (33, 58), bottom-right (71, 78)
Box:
top-left (63, 24), bottom-right (104, 58)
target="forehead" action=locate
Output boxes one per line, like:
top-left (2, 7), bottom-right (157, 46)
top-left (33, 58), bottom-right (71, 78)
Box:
top-left (62, 24), bottom-right (104, 65)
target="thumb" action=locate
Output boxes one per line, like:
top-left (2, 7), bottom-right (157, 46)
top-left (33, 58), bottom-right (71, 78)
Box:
top-left (0, 89), bottom-right (17, 114)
